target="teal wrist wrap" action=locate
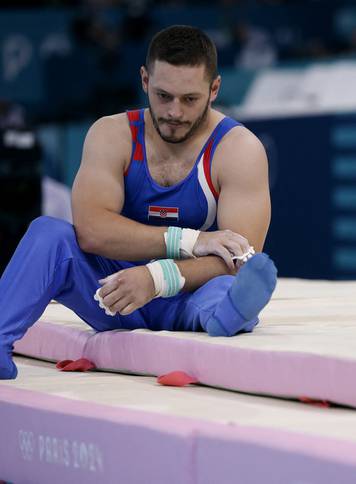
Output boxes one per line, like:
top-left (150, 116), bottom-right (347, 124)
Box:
top-left (158, 259), bottom-right (182, 297)
top-left (166, 226), bottom-right (183, 259)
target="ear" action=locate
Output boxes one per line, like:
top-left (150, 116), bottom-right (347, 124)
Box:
top-left (141, 66), bottom-right (149, 94)
top-left (210, 75), bottom-right (221, 103)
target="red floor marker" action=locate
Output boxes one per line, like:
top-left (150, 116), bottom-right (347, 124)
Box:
top-left (299, 396), bottom-right (331, 408)
top-left (56, 358), bottom-right (96, 372)
top-left (157, 371), bottom-right (199, 387)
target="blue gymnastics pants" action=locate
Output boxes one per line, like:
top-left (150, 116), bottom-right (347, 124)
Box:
top-left (0, 217), bottom-right (258, 364)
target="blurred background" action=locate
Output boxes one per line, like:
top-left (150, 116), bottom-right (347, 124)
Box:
top-left (1, 0), bottom-right (356, 279)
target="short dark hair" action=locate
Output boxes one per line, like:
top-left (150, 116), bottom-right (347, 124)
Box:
top-left (146, 25), bottom-right (218, 82)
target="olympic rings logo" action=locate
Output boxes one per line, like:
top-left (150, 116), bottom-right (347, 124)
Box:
top-left (18, 430), bottom-right (35, 461)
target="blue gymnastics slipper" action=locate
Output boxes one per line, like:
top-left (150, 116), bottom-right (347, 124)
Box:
top-left (206, 253), bottom-right (277, 337)
top-left (0, 345), bottom-right (18, 379)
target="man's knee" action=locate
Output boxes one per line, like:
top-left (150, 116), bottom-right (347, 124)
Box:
top-left (27, 216), bottom-right (78, 250)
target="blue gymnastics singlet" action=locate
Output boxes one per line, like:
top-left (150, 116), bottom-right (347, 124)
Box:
top-left (121, 109), bottom-right (242, 231)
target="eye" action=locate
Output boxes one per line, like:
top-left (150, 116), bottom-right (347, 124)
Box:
top-left (184, 96), bottom-right (198, 104)
top-left (157, 92), bottom-right (170, 101)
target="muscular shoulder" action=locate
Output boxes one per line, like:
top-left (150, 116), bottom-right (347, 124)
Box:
top-left (213, 125), bottom-right (268, 189)
top-left (86, 113), bottom-right (131, 145)
top-left (82, 113), bottom-right (132, 172)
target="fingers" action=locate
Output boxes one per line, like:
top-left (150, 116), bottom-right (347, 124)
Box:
top-left (98, 273), bottom-right (117, 285)
top-left (98, 269), bottom-right (126, 299)
top-left (214, 245), bottom-right (236, 271)
top-left (94, 288), bottom-right (132, 316)
top-left (98, 270), bottom-right (125, 286)
top-left (98, 280), bottom-right (118, 299)
top-left (95, 279), bottom-right (141, 316)
top-left (224, 241), bottom-right (245, 259)
top-left (194, 229), bottom-right (255, 269)
top-left (101, 285), bottom-right (124, 308)
top-left (233, 246), bottom-right (255, 263)
top-left (95, 272), bottom-right (126, 316)
top-left (101, 285), bottom-right (134, 315)
top-left (95, 267), bottom-right (153, 317)
top-left (119, 302), bottom-right (138, 316)
top-left (110, 295), bottom-right (132, 315)
top-left (224, 230), bottom-right (250, 255)
top-left (216, 232), bottom-right (254, 268)
top-left (94, 288), bottom-right (116, 316)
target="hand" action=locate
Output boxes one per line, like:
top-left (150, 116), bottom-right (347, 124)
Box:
top-left (97, 265), bottom-right (156, 316)
top-left (193, 230), bottom-right (252, 271)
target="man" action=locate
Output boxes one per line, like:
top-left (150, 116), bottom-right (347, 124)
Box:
top-left (0, 25), bottom-right (277, 380)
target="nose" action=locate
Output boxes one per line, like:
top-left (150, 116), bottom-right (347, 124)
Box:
top-left (167, 98), bottom-right (183, 120)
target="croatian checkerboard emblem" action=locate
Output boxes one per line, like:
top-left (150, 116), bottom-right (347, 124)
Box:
top-left (148, 206), bottom-right (179, 221)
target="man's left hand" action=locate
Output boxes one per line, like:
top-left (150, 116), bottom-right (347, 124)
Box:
top-left (98, 266), bottom-right (156, 316)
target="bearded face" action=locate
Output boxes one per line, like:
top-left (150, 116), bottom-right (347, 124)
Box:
top-left (142, 61), bottom-right (219, 144)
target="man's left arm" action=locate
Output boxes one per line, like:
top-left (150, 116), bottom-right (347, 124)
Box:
top-left (176, 127), bottom-right (271, 288)
top-left (216, 127), bottom-right (271, 251)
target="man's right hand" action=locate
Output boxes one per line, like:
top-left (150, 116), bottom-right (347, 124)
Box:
top-left (193, 230), bottom-right (251, 271)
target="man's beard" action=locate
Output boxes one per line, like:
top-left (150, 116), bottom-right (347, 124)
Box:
top-left (148, 97), bottom-right (210, 144)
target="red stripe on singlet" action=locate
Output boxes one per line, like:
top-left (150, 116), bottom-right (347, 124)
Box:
top-left (133, 141), bottom-right (144, 162)
top-left (125, 110), bottom-right (144, 176)
top-left (128, 110), bottom-right (140, 122)
top-left (203, 139), bottom-right (219, 200)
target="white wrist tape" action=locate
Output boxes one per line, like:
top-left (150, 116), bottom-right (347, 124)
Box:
top-left (180, 228), bottom-right (200, 258)
top-left (146, 259), bottom-right (185, 298)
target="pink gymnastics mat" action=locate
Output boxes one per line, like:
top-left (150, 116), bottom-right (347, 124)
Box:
top-left (1, 355), bottom-right (356, 484)
top-left (12, 278), bottom-right (356, 408)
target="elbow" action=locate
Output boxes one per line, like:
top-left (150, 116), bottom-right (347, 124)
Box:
top-left (74, 224), bottom-right (99, 254)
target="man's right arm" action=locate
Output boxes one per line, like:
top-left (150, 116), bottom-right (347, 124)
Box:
top-left (72, 115), bottom-right (168, 260)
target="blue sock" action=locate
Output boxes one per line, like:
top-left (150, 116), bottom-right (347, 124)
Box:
top-left (205, 253), bottom-right (277, 337)
top-left (0, 345), bottom-right (18, 379)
